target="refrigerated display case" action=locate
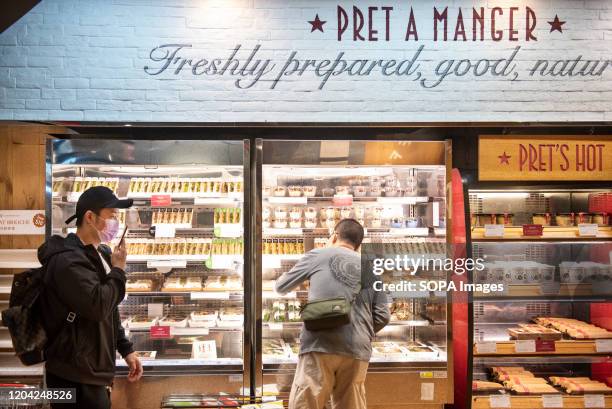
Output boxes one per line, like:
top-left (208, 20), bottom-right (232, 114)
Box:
top-left (47, 139), bottom-right (252, 408)
top-left (467, 189), bottom-right (612, 409)
top-left (255, 140), bottom-right (453, 408)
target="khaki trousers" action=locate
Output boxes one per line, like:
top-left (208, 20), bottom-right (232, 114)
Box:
top-left (288, 352), bottom-right (369, 409)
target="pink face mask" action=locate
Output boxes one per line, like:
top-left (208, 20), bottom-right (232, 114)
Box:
top-left (96, 217), bottom-right (120, 243)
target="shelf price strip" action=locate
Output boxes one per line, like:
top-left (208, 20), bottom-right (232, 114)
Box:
top-left (595, 339), bottom-right (612, 353)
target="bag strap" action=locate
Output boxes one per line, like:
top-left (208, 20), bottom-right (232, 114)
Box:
top-left (42, 249), bottom-right (78, 324)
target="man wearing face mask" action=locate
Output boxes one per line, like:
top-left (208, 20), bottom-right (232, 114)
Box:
top-left (38, 186), bottom-right (143, 409)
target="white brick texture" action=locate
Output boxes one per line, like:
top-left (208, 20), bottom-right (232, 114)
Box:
top-left (0, 0), bottom-right (611, 122)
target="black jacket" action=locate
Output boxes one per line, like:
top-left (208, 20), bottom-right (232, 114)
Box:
top-left (39, 233), bottom-right (133, 386)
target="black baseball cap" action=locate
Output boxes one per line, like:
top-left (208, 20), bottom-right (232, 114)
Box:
top-left (65, 186), bottom-right (133, 225)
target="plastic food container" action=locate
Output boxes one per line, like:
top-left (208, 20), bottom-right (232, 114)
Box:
top-left (263, 207), bottom-right (271, 219)
top-left (289, 207), bottom-right (301, 218)
top-left (288, 186), bottom-right (302, 197)
top-left (303, 186), bottom-right (316, 197)
top-left (274, 208), bottom-right (287, 219)
top-left (592, 213), bottom-right (608, 226)
top-left (369, 186), bottom-right (382, 197)
top-left (532, 213), bottom-right (551, 226)
top-left (335, 186), bottom-right (350, 195)
top-left (370, 176), bottom-right (383, 187)
top-left (304, 218), bottom-right (317, 229)
top-left (304, 207), bottom-right (317, 219)
top-left (273, 218), bottom-right (288, 229)
top-left (405, 217), bottom-right (418, 228)
top-left (321, 188), bottom-right (335, 197)
top-left (555, 213), bottom-right (574, 227)
top-left (289, 217), bottom-right (302, 228)
top-left (370, 218), bottom-right (382, 228)
top-left (574, 212), bottom-right (593, 225)
top-left (340, 207), bottom-right (352, 219)
top-left (384, 186), bottom-right (401, 197)
top-left (353, 186), bottom-right (367, 197)
top-left (324, 218), bottom-right (336, 229)
top-left (273, 186), bottom-right (286, 197)
top-left (390, 217), bottom-right (404, 228)
top-left (496, 213), bottom-right (514, 226)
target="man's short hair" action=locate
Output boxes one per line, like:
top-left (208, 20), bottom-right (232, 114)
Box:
top-left (334, 219), bottom-right (364, 249)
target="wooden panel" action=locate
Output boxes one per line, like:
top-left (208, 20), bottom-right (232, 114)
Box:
top-left (0, 128), bottom-right (13, 251)
top-left (364, 141), bottom-right (446, 166)
top-left (0, 124), bottom-right (67, 274)
top-left (479, 135), bottom-right (612, 181)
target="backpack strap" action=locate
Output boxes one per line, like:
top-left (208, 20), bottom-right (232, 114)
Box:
top-left (43, 248), bottom-right (78, 324)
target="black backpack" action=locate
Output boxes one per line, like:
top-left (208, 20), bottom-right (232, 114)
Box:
top-left (1, 249), bottom-right (73, 366)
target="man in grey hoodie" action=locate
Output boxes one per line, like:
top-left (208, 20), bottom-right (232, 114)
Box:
top-left (275, 219), bottom-right (390, 409)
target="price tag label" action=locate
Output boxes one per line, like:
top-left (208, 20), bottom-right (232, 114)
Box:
top-left (578, 223), bottom-right (599, 237)
top-left (67, 192), bottom-right (81, 203)
top-left (267, 196), bottom-right (307, 205)
top-left (154, 224), bottom-right (176, 238)
top-left (583, 395), bottom-right (605, 408)
top-left (151, 194), bottom-right (172, 207)
top-left (214, 224), bottom-right (243, 238)
top-left (595, 339), bottom-right (612, 353)
top-left (542, 395), bottom-right (563, 408)
top-left (484, 224), bottom-right (505, 237)
top-left (332, 195), bottom-right (353, 206)
top-left (540, 282), bottom-right (561, 296)
top-left (489, 395), bottom-right (511, 408)
top-left (268, 323), bottom-right (283, 330)
top-left (150, 326), bottom-right (171, 339)
top-left (192, 340), bottom-right (217, 360)
top-left (536, 339), bottom-right (556, 353)
top-left (147, 303), bottom-right (164, 318)
top-left (147, 259), bottom-right (187, 270)
top-left (420, 383), bottom-right (434, 401)
top-left (228, 375), bottom-right (242, 383)
top-left (514, 340), bottom-right (536, 353)
top-left (476, 342), bottom-right (497, 354)
top-left (522, 224), bottom-right (543, 236)
top-left (171, 327), bottom-right (208, 336)
top-left (191, 292), bottom-right (230, 300)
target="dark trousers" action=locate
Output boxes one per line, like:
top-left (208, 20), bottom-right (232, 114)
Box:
top-left (46, 371), bottom-right (111, 409)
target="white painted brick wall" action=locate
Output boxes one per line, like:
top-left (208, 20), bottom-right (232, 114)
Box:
top-left (0, 0), bottom-right (611, 122)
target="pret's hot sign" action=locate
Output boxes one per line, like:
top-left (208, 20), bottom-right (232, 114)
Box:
top-left (479, 136), bottom-right (612, 181)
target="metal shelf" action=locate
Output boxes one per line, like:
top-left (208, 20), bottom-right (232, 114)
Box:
top-left (471, 226), bottom-right (612, 241)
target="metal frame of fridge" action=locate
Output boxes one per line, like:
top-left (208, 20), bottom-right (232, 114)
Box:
top-left (45, 136), bottom-right (455, 408)
top-left (464, 181), bottom-right (612, 409)
top-left (253, 139), bottom-right (454, 408)
top-left (46, 138), bottom-right (254, 408)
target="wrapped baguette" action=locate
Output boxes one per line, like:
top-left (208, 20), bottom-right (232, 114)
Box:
top-left (472, 381), bottom-right (504, 392)
top-left (564, 382), bottom-right (612, 394)
top-left (549, 377), bottom-right (593, 386)
top-left (511, 383), bottom-right (559, 395)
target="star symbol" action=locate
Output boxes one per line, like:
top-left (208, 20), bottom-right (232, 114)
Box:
top-left (498, 151), bottom-right (511, 165)
top-left (308, 14), bottom-right (326, 33)
top-left (548, 15), bottom-right (566, 33)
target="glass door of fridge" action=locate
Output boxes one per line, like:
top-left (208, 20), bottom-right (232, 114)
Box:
top-left (256, 139), bottom-right (453, 406)
top-left (48, 139), bottom-right (252, 406)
